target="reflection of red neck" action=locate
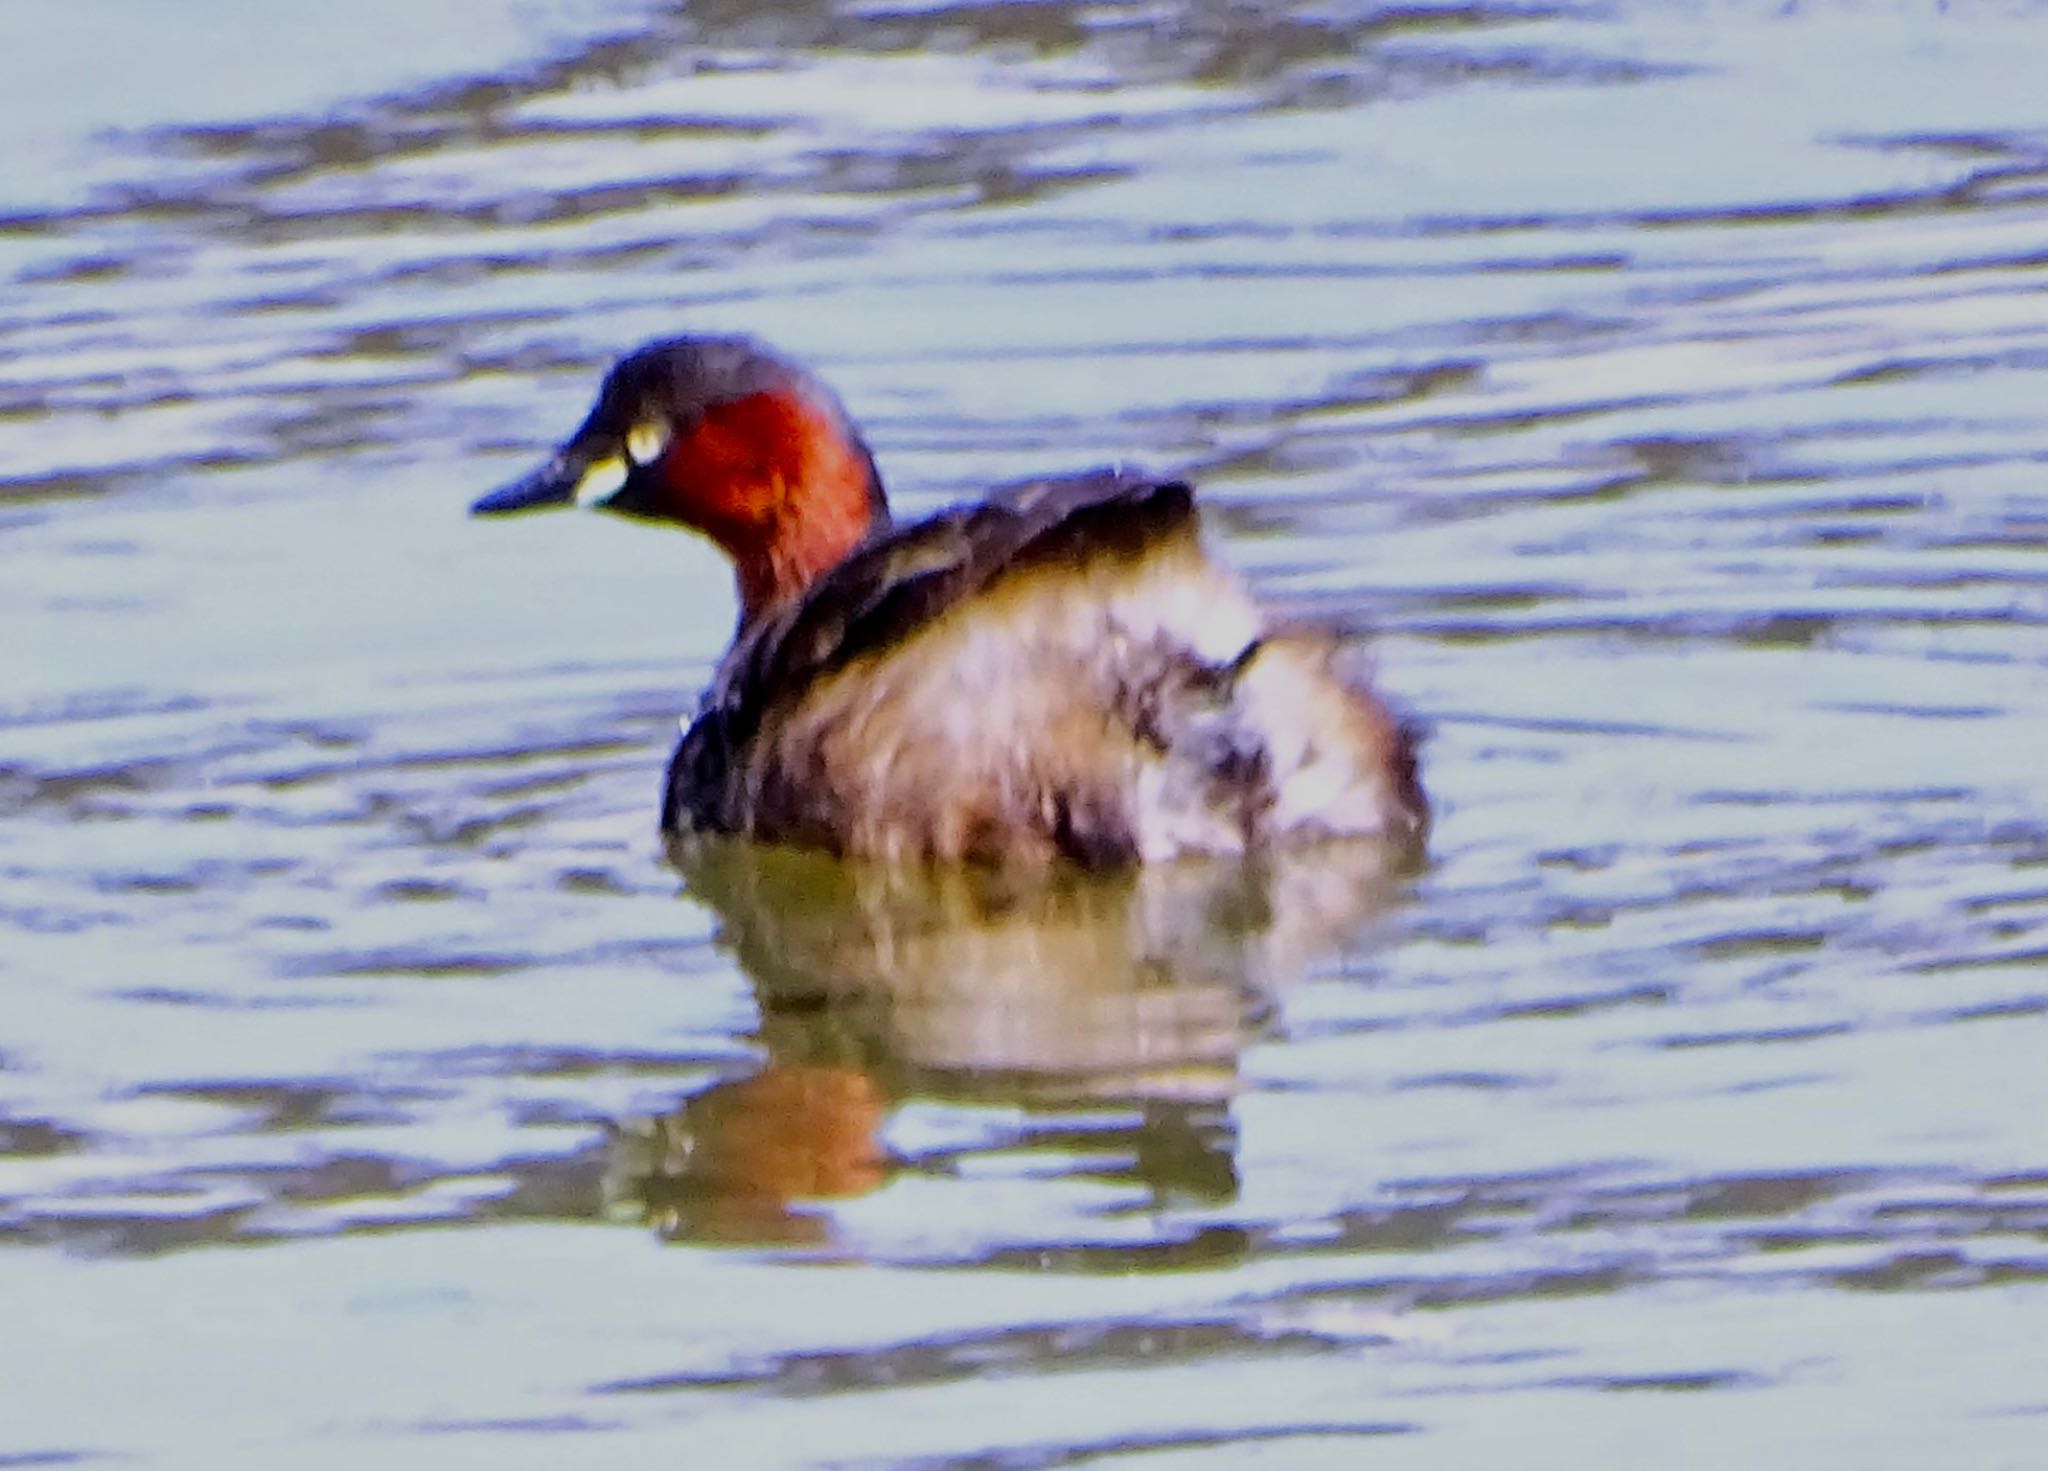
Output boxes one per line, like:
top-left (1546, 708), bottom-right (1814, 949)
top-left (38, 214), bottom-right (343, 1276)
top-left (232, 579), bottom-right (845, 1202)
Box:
top-left (686, 1063), bottom-right (890, 1200)
top-left (655, 389), bottom-right (884, 626)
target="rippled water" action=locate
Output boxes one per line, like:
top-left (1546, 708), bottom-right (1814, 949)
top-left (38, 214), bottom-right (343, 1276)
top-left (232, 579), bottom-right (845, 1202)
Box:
top-left (5, 2), bottom-right (2047, 1465)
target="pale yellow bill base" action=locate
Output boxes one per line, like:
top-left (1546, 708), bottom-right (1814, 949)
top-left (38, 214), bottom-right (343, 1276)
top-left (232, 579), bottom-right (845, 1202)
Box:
top-left (570, 454), bottom-right (630, 508)
top-left (471, 421), bottom-right (669, 518)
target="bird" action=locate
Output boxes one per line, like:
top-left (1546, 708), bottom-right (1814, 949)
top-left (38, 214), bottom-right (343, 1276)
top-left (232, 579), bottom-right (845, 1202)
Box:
top-left (473, 335), bottom-right (1425, 868)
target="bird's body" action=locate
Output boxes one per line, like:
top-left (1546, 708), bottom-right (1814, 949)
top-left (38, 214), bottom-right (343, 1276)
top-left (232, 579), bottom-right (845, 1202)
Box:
top-left (474, 336), bottom-right (1425, 867)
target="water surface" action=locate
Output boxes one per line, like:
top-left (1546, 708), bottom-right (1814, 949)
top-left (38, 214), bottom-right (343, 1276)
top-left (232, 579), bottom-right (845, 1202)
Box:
top-left (3, 2), bottom-right (2046, 1466)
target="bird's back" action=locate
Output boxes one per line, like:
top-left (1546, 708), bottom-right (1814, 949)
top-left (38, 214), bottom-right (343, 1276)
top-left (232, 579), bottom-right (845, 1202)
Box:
top-left (665, 470), bottom-right (1423, 866)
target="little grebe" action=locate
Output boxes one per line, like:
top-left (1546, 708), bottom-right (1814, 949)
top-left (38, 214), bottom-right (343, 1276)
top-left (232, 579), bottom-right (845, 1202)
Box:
top-left (473, 336), bottom-right (1425, 866)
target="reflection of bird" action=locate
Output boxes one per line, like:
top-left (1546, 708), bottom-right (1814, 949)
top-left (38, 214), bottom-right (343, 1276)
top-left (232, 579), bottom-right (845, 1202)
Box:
top-left (474, 336), bottom-right (1427, 866)
top-left (675, 838), bottom-right (1408, 1087)
top-left (605, 839), bottom-right (1409, 1247)
top-left (610, 1063), bottom-right (891, 1248)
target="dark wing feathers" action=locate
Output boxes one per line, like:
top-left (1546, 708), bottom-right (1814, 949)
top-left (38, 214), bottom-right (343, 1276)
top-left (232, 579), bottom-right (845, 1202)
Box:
top-left (724, 469), bottom-right (1191, 725)
top-left (665, 470), bottom-right (1196, 832)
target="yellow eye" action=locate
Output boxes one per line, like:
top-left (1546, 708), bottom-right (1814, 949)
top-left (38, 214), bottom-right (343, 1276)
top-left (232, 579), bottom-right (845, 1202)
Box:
top-left (626, 421), bottom-right (669, 467)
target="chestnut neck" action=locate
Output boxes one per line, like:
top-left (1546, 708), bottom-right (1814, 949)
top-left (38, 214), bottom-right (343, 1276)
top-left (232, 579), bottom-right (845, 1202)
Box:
top-left (657, 388), bottom-right (888, 629)
top-left (731, 487), bottom-right (879, 626)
